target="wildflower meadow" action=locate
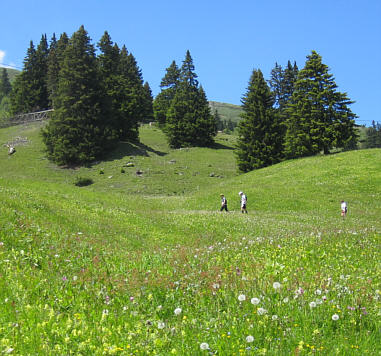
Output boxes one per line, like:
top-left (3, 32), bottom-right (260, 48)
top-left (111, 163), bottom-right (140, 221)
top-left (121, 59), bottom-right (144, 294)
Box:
top-left (0, 123), bottom-right (380, 355)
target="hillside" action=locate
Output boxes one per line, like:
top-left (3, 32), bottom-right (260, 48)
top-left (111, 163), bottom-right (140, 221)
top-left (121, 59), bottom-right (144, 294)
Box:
top-left (209, 100), bottom-right (243, 124)
top-left (1, 67), bottom-right (20, 82)
top-left (0, 122), bottom-right (380, 355)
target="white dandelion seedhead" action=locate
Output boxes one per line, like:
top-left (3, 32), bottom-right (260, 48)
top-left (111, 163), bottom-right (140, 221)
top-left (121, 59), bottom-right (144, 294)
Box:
top-left (273, 282), bottom-right (281, 289)
top-left (157, 321), bottom-right (165, 329)
top-left (251, 297), bottom-right (260, 305)
top-left (271, 315), bottom-right (278, 320)
top-left (200, 342), bottom-right (209, 350)
top-left (257, 307), bottom-right (268, 315)
top-left (246, 335), bottom-right (254, 343)
top-left (332, 314), bottom-right (339, 321)
top-left (309, 301), bottom-right (317, 308)
top-left (174, 307), bottom-right (182, 315)
top-left (238, 294), bottom-right (246, 302)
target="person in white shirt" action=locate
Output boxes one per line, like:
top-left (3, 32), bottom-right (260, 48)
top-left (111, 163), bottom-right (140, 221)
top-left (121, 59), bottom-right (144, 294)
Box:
top-left (239, 191), bottom-right (248, 214)
top-left (341, 200), bottom-right (347, 218)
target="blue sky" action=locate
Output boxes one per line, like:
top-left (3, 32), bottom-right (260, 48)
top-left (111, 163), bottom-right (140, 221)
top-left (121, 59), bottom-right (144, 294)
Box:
top-left (1, 0), bottom-right (380, 126)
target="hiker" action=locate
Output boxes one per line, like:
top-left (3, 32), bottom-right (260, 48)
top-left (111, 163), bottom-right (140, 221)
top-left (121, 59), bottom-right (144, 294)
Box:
top-left (341, 200), bottom-right (347, 218)
top-left (239, 191), bottom-right (248, 213)
top-left (220, 194), bottom-right (228, 212)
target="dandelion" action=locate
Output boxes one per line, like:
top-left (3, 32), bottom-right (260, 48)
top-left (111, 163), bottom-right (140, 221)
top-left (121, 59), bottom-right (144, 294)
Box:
top-left (315, 289), bottom-right (322, 295)
top-left (257, 308), bottom-right (267, 315)
top-left (246, 335), bottom-right (254, 343)
top-left (238, 294), bottom-right (246, 302)
top-left (200, 342), bottom-right (209, 350)
top-left (332, 314), bottom-right (339, 321)
top-left (272, 315), bottom-right (278, 320)
top-left (273, 282), bottom-right (281, 289)
top-left (73, 276), bottom-right (78, 281)
top-left (157, 321), bottom-right (165, 329)
top-left (309, 301), bottom-right (317, 308)
top-left (212, 283), bottom-right (220, 289)
top-left (251, 297), bottom-right (260, 305)
top-left (283, 297), bottom-right (289, 303)
top-left (174, 307), bottom-right (182, 315)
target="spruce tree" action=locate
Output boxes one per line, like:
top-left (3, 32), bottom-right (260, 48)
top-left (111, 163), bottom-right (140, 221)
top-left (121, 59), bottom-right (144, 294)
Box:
top-left (235, 69), bottom-right (282, 172)
top-left (142, 82), bottom-right (154, 123)
top-left (165, 51), bottom-right (216, 148)
top-left (365, 121), bottom-right (381, 148)
top-left (47, 33), bottom-right (68, 105)
top-left (153, 60), bottom-right (180, 126)
top-left (42, 26), bottom-right (115, 165)
top-left (284, 51), bottom-right (357, 158)
top-left (0, 68), bottom-right (12, 101)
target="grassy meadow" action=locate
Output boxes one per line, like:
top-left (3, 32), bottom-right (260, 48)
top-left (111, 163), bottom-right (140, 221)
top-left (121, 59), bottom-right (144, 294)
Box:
top-left (0, 122), bottom-right (380, 355)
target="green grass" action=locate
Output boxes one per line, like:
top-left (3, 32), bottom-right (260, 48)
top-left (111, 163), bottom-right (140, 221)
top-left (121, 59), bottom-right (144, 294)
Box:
top-left (209, 101), bottom-right (243, 124)
top-left (0, 122), bottom-right (380, 355)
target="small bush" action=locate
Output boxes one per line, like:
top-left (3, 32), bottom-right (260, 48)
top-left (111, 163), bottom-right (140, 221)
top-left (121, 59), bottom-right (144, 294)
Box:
top-left (74, 177), bottom-right (94, 187)
top-left (99, 169), bottom-right (104, 174)
top-left (121, 168), bottom-right (125, 173)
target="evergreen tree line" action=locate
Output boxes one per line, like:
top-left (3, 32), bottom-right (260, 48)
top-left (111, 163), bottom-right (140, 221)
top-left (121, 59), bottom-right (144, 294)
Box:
top-left (236, 51), bottom-right (359, 172)
top-left (153, 51), bottom-right (216, 148)
top-left (363, 121), bottom-right (381, 148)
top-left (0, 68), bottom-right (12, 122)
top-left (7, 26), bottom-right (153, 165)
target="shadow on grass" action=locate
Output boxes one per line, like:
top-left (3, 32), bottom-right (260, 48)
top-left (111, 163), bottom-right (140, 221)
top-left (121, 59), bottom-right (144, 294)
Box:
top-left (210, 141), bottom-right (234, 150)
top-left (102, 141), bottom-right (167, 162)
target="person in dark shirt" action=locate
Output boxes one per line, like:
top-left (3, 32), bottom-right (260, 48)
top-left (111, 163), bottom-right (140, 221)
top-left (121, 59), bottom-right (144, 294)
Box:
top-left (220, 194), bottom-right (228, 212)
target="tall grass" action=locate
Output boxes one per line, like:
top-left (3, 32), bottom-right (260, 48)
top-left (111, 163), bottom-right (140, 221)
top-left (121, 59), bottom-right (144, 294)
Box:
top-left (0, 122), bottom-right (380, 355)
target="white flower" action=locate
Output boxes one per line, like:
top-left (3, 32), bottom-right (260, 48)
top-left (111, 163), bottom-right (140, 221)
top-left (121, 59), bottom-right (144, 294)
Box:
top-left (283, 297), bottom-right (289, 303)
top-left (272, 315), bottom-right (278, 320)
top-left (238, 294), bottom-right (246, 302)
top-left (246, 335), bottom-right (254, 343)
top-left (315, 289), bottom-right (322, 295)
top-left (273, 282), bottom-right (281, 289)
top-left (200, 342), bottom-right (209, 350)
top-left (332, 314), bottom-right (339, 321)
top-left (72, 275), bottom-right (78, 281)
top-left (157, 321), bottom-right (165, 329)
top-left (212, 283), bottom-right (220, 289)
top-left (257, 307), bottom-right (267, 315)
top-left (251, 297), bottom-right (260, 305)
top-left (174, 307), bottom-right (182, 315)
top-left (309, 301), bottom-right (317, 308)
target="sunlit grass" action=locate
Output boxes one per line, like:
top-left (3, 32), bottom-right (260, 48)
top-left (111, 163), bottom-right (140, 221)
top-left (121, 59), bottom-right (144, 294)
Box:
top-left (0, 122), bottom-right (380, 355)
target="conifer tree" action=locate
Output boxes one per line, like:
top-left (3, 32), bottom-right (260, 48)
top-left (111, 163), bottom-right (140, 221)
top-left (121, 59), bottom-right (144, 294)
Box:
top-left (165, 51), bottom-right (216, 148)
top-left (235, 69), bottom-right (282, 172)
top-left (47, 33), bottom-right (68, 105)
top-left (142, 82), bottom-right (154, 123)
top-left (284, 51), bottom-right (357, 158)
top-left (42, 26), bottom-right (115, 165)
top-left (153, 60), bottom-right (180, 126)
top-left (0, 68), bottom-right (12, 101)
top-left (10, 41), bottom-right (38, 114)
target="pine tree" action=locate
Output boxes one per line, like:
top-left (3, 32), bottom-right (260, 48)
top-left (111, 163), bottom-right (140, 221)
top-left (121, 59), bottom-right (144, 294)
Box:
top-left (284, 51), bottom-right (357, 158)
top-left (165, 51), bottom-right (216, 148)
top-left (0, 68), bottom-right (12, 101)
top-left (142, 82), bottom-right (154, 123)
top-left (34, 34), bottom-right (50, 110)
top-left (47, 33), bottom-right (68, 105)
top-left (235, 69), bottom-right (282, 172)
top-left (153, 60), bottom-right (180, 126)
top-left (42, 26), bottom-right (115, 165)
top-left (364, 121), bottom-right (381, 148)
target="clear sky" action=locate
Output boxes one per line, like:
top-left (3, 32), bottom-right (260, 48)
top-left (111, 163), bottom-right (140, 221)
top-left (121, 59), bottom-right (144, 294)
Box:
top-left (1, 0), bottom-right (380, 126)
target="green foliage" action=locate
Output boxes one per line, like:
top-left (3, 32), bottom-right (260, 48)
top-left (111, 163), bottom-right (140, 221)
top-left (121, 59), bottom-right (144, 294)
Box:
top-left (165, 51), bottom-right (216, 148)
top-left (235, 69), bottom-right (283, 172)
top-left (153, 60), bottom-right (180, 126)
top-left (364, 121), bottom-right (381, 148)
top-left (0, 68), bottom-right (12, 101)
top-left (285, 51), bottom-right (358, 158)
top-left (74, 176), bottom-right (94, 186)
top-left (42, 26), bottom-right (117, 165)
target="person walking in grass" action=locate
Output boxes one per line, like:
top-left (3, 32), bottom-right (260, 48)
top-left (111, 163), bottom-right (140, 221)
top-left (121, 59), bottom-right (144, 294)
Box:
top-left (220, 194), bottom-right (228, 212)
top-left (239, 191), bottom-right (248, 213)
top-left (341, 200), bottom-right (347, 219)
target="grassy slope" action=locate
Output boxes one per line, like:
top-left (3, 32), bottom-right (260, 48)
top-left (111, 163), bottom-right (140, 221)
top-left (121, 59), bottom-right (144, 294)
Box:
top-left (209, 101), bottom-right (243, 124)
top-left (0, 122), bottom-right (380, 355)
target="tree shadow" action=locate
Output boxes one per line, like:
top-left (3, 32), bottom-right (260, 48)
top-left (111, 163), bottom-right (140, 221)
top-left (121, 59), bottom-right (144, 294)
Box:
top-left (101, 141), bottom-right (167, 163)
top-left (210, 141), bottom-right (235, 150)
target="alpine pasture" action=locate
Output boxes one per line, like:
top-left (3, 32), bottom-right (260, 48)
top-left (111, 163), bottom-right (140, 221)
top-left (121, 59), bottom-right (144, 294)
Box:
top-left (0, 122), bottom-right (380, 355)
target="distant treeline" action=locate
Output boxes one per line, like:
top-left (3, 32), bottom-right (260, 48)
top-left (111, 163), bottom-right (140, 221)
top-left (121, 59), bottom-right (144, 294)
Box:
top-left (0, 28), bottom-right (379, 169)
